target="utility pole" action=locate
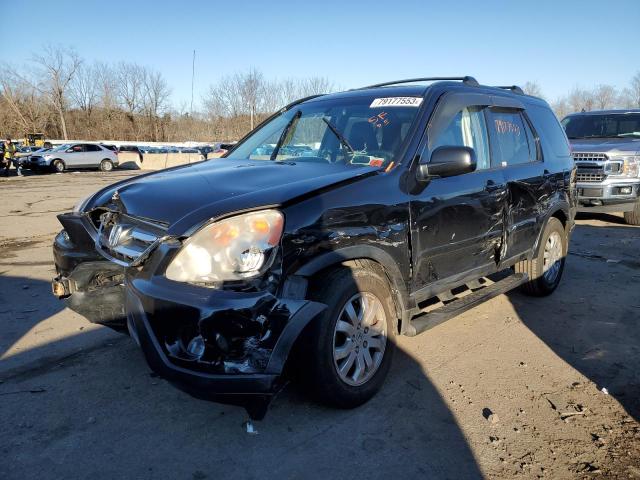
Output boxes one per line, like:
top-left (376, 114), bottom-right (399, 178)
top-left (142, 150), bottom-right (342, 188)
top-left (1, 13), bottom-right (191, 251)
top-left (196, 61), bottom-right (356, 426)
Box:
top-left (190, 49), bottom-right (196, 115)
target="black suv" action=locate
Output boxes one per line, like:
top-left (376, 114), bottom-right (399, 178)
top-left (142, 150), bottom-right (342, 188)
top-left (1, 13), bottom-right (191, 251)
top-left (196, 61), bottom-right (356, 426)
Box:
top-left (52, 77), bottom-right (576, 419)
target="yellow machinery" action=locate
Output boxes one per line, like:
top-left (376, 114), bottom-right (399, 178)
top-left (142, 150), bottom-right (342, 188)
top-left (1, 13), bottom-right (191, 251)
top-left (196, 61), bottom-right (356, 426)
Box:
top-left (24, 133), bottom-right (45, 147)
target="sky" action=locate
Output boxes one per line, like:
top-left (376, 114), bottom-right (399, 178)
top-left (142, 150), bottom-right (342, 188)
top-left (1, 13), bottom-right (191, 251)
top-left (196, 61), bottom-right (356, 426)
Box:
top-left (2, 0), bottom-right (639, 110)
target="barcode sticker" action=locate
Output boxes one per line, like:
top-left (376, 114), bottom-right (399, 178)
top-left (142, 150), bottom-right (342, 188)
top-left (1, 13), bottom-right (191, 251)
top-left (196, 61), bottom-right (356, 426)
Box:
top-left (370, 97), bottom-right (423, 108)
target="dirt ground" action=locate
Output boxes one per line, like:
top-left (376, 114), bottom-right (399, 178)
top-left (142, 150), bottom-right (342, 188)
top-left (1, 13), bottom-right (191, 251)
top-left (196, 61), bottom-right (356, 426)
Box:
top-left (1, 170), bottom-right (639, 479)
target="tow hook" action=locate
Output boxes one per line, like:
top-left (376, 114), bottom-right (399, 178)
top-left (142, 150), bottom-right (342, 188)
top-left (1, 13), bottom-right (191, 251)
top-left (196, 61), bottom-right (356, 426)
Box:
top-left (51, 276), bottom-right (71, 298)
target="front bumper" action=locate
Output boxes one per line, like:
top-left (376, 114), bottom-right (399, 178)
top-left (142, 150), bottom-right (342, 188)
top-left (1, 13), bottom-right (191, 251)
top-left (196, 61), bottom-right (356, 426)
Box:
top-left (52, 212), bottom-right (326, 417)
top-left (576, 180), bottom-right (639, 213)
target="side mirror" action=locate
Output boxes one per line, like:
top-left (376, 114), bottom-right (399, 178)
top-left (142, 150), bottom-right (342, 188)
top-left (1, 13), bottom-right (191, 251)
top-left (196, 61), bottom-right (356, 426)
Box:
top-left (418, 146), bottom-right (477, 180)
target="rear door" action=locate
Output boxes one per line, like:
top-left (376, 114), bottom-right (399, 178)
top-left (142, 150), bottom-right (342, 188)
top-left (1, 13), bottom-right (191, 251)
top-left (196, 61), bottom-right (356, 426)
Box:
top-left (485, 103), bottom-right (547, 263)
top-left (409, 92), bottom-right (507, 295)
top-left (83, 144), bottom-right (103, 167)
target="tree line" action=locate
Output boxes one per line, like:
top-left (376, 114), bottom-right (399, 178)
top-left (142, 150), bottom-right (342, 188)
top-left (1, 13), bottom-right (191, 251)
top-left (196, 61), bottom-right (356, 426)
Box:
top-left (1, 46), bottom-right (638, 144)
top-left (523, 75), bottom-right (640, 117)
top-left (0, 46), bottom-right (334, 143)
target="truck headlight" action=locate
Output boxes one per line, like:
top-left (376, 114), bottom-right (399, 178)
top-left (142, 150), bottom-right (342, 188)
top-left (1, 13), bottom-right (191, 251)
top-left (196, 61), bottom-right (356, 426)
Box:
top-left (165, 209), bottom-right (284, 284)
top-left (610, 155), bottom-right (640, 178)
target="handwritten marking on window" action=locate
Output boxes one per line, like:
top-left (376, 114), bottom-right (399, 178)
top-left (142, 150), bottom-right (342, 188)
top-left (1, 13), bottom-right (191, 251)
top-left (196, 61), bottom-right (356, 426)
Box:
top-left (368, 111), bottom-right (390, 128)
top-left (494, 119), bottom-right (521, 136)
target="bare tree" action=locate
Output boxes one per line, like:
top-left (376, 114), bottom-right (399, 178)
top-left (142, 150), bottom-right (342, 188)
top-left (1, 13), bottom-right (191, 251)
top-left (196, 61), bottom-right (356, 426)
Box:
top-left (142, 68), bottom-right (171, 141)
top-left (31, 45), bottom-right (82, 139)
top-left (551, 97), bottom-right (570, 119)
top-left (592, 84), bottom-right (617, 110)
top-left (238, 68), bottom-right (266, 130)
top-left (115, 62), bottom-right (145, 139)
top-left (523, 81), bottom-right (543, 98)
top-left (0, 66), bottom-right (52, 134)
top-left (629, 71), bottom-right (640, 108)
top-left (567, 87), bottom-right (595, 113)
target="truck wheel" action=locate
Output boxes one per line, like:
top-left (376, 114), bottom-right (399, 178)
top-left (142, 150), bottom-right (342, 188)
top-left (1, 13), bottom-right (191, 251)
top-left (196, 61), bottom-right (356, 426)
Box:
top-left (302, 263), bottom-right (396, 408)
top-left (516, 217), bottom-right (567, 296)
top-left (99, 159), bottom-right (114, 172)
top-left (623, 200), bottom-right (640, 226)
top-left (52, 159), bottom-right (65, 173)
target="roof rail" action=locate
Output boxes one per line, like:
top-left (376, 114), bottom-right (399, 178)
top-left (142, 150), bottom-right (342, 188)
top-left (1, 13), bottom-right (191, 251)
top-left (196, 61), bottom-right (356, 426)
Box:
top-left (360, 76), bottom-right (479, 89)
top-left (495, 85), bottom-right (524, 95)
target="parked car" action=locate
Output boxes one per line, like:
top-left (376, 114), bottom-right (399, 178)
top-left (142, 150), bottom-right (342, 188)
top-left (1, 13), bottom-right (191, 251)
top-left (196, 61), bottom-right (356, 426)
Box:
top-left (562, 109), bottom-right (640, 225)
top-left (15, 145), bottom-right (41, 158)
top-left (51, 76), bottom-right (575, 419)
top-left (30, 143), bottom-right (119, 172)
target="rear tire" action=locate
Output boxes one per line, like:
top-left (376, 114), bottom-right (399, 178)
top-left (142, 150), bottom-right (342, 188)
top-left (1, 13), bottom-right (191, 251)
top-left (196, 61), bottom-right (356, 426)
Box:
top-left (99, 159), bottom-right (114, 172)
top-left (516, 217), bottom-right (567, 296)
top-left (623, 200), bottom-right (640, 226)
top-left (302, 263), bottom-right (396, 408)
top-left (51, 159), bottom-right (65, 173)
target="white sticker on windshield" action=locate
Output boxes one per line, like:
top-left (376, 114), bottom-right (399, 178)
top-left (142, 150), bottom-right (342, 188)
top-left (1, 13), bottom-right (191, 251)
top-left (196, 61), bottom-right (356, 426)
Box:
top-left (370, 97), bottom-right (423, 108)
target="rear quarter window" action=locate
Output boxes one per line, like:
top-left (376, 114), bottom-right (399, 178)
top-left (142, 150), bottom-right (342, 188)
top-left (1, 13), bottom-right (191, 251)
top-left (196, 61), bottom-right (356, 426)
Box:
top-left (526, 104), bottom-right (571, 159)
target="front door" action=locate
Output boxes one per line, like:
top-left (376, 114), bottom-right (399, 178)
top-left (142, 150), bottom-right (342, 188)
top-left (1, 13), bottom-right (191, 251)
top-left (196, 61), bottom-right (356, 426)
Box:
top-left (409, 93), bottom-right (506, 296)
top-left (65, 144), bottom-right (85, 167)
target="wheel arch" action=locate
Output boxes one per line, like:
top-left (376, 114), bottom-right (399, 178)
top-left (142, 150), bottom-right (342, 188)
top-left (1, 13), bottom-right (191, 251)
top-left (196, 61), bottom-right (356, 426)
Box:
top-left (291, 245), bottom-right (412, 334)
top-left (531, 201), bottom-right (572, 259)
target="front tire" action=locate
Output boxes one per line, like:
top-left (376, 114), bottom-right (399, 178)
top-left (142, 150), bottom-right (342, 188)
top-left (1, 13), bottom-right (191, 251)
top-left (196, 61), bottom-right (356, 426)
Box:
top-left (51, 159), bottom-right (65, 173)
top-left (623, 200), bottom-right (640, 226)
top-left (99, 159), bottom-right (114, 172)
top-left (303, 263), bottom-right (396, 408)
top-left (516, 217), bottom-right (567, 296)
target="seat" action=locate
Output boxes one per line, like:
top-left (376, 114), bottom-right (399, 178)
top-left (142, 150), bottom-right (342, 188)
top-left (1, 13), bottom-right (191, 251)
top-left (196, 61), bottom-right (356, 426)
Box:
top-left (348, 121), bottom-right (379, 151)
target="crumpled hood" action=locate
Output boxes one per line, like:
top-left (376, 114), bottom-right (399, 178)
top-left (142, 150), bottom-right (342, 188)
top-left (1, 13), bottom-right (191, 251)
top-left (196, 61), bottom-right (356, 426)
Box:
top-left (89, 159), bottom-right (376, 235)
top-left (570, 137), bottom-right (640, 155)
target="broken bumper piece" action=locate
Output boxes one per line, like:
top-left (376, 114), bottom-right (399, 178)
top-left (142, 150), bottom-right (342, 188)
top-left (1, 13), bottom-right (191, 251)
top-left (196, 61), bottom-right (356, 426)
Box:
top-left (125, 275), bottom-right (326, 419)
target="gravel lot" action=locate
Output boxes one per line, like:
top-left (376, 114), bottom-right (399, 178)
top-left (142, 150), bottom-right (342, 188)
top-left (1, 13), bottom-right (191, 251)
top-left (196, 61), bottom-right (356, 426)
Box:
top-left (1, 170), bottom-right (639, 479)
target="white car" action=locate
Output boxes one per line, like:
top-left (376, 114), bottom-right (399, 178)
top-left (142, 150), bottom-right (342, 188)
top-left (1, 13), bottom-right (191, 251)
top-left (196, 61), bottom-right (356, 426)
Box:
top-left (31, 143), bottom-right (119, 172)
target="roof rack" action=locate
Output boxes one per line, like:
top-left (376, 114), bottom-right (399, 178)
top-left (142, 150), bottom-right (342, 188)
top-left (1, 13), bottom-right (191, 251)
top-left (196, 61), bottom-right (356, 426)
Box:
top-left (495, 85), bottom-right (524, 95)
top-left (360, 76), bottom-right (480, 89)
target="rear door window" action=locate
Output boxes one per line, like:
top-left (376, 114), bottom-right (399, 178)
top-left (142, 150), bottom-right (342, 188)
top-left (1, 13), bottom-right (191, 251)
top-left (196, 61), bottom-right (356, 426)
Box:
top-left (85, 144), bottom-right (101, 152)
top-left (487, 109), bottom-right (534, 167)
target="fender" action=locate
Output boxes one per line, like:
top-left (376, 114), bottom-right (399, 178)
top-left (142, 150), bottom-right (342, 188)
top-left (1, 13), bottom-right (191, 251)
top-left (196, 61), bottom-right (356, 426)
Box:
top-left (530, 198), bottom-right (572, 259)
top-left (292, 245), bottom-right (414, 334)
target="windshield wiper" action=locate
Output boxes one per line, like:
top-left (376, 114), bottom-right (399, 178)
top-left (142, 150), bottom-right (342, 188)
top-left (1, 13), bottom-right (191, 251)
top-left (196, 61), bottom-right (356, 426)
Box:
top-left (322, 117), bottom-right (355, 155)
top-left (271, 110), bottom-right (302, 160)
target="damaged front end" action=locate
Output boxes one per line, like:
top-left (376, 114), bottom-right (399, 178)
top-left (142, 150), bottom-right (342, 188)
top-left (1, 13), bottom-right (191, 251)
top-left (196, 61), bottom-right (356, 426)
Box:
top-left (52, 208), bottom-right (326, 419)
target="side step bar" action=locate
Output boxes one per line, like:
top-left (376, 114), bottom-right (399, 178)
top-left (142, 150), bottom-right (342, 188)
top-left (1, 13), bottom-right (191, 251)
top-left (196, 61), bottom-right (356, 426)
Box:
top-left (406, 273), bottom-right (529, 337)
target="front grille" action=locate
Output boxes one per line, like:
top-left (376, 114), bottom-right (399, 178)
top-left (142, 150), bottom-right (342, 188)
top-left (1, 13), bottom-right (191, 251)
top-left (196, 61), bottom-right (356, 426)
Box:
top-left (95, 212), bottom-right (166, 266)
top-left (576, 172), bottom-right (606, 183)
top-left (572, 152), bottom-right (608, 162)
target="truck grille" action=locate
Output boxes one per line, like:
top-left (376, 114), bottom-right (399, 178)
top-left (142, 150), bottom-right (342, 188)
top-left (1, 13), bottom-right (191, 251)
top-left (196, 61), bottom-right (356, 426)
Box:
top-left (576, 171), bottom-right (606, 183)
top-left (573, 152), bottom-right (609, 183)
top-left (95, 212), bottom-right (167, 267)
top-left (572, 152), bottom-right (608, 162)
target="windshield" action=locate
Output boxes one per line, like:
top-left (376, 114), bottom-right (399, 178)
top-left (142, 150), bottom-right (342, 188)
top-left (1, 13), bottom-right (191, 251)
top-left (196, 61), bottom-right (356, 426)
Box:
top-left (51, 144), bottom-right (71, 152)
top-left (227, 95), bottom-right (423, 168)
top-left (562, 113), bottom-right (640, 139)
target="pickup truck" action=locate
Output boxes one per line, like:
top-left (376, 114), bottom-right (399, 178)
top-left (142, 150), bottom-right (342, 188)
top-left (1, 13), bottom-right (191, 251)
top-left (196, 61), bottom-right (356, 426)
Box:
top-left (562, 109), bottom-right (640, 225)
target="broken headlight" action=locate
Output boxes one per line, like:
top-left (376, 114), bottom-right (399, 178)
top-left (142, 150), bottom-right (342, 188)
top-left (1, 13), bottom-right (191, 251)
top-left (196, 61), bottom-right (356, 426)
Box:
top-left (610, 155), bottom-right (640, 178)
top-left (165, 209), bottom-right (284, 284)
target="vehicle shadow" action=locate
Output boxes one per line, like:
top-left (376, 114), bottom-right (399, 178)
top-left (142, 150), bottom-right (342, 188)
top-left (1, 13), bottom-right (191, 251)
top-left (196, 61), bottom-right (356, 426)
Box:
top-left (0, 275), bottom-right (115, 379)
top-left (506, 220), bottom-right (640, 422)
top-left (0, 274), bottom-right (484, 477)
top-left (0, 330), bottom-right (484, 479)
